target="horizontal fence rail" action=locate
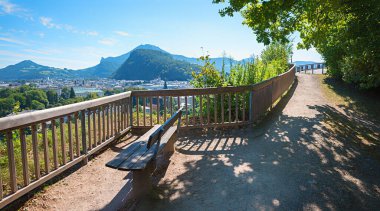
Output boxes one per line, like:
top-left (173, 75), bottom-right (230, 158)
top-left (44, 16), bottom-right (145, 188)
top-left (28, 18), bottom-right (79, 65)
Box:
top-left (0, 64), bottom-right (295, 208)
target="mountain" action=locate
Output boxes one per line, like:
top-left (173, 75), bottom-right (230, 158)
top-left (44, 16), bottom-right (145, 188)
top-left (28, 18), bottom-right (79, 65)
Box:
top-left (293, 61), bottom-right (319, 66)
top-left (172, 55), bottom-right (253, 73)
top-left (113, 49), bottom-right (199, 81)
top-left (0, 60), bottom-right (77, 80)
top-left (77, 44), bottom-right (167, 78)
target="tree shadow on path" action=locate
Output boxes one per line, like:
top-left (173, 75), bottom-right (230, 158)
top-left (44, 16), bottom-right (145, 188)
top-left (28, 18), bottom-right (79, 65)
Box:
top-left (137, 79), bottom-right (380, 211)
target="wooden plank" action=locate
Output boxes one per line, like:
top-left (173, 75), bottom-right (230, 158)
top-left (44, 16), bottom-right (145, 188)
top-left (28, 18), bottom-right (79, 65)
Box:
top-left (105, 141), bottom-right (144, 168)
top-left (126, 98), bottom-right (130, 127)
top-left (177, 96), bottom-right (180, 111)
top-left (228, 93), bottom-right (232, 123)
top-left (60, 117), bottom-right (66, 165)
top-left (93, 109), bottom-right (97, 147)
top-left (106, 105), bottom-right (109, 138)
top-left (102, 106), bottom-right (106, 142)
top-left (185, 96), bottom-right (188, 126)
top-left (199, 95), bottom-right (203, 125)
top-left (207, 95), bottom-right (210, 125)
top-left (74, 112), bottom-right (80, 157)
top-left (131, 85), bottom-right (254, 97)
top-left (149, 97), bottom-right (153, 126)
top-left (242, 93), bottom-right (246, 122)
top-left (42, 123), bottom-right (50, 174)
top-left (192, 95), bottom-right (195, 125)
top-left (163, 96), bottom-right (167, 121)
top-left (136, 97), bottom-right (140, 126)
top-left (80, 110), bottom-right (87, 155)
top-left (31, 125), bottom-right (40, 179)
top-left (20, 128), bottom-right (29, 186)
top-left (68, 115), bottom-right (74, 161)
top-left (87, 110), bottom-right (92, 150)
top-left (157, 96), bottom-right (160, 124)
top-left (170, 96), bottom-right (173, 115)
top-left (0, 91), bottom-right (132, 131)
top-left (110, 104), bottom-right (114, 137)
top-left (98, 106), bottom-right (102, 144)
top-left (143, 97), bottom-right (146, 126)
top-left (6, 131), bottom-right (17, 193)
top-left (235, 93), bottom-right (239, 122)
top-left (214, 94), bottom-right (217, 124)
top-left (51, 119), bottom-right (58, 169)
top-left (221, 94), bottom-right (224, 124)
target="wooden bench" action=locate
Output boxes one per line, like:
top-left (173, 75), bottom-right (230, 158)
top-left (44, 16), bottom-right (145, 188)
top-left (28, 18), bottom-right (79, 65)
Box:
top-left (106, 107), bottom-right (183, 198)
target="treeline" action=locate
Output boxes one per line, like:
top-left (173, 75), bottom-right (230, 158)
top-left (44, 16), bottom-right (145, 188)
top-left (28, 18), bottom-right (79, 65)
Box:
top-left (0, 86), bottom-right (148, 118)
top-left (0, 86), bottom-right (99, 117)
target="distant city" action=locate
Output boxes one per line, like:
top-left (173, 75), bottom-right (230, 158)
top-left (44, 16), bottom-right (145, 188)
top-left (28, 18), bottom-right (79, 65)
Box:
top-left (0, 77), bottom-right (191, 98)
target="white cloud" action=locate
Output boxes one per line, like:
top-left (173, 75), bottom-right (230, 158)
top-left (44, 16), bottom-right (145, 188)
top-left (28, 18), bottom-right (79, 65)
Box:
top-left (0, 37), bottom-right (28, 45)
top-left (40, 16), bottom-right (58, 29)
top-left (0, 0), bottom-right (17, 14)
top-left (39, 16), bottom-right (98, 36)
top-left (98, 38), bottom-right (117, 46)
top-left (114, 31), bottom-right (129, 36)
top-left (86, 31), bottom-right (98, 36)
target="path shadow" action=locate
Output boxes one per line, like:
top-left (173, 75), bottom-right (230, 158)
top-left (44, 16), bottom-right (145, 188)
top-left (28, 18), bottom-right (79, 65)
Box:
top-left (137, 86), bottom-right (380, 210)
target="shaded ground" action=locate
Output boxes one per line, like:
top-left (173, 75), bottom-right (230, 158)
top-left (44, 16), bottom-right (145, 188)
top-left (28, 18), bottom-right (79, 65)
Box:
top-left (137, 74), bottom-right (380, 210)
top-left (17, 136), bottom-right (139, 211)
top-left (18, 74), bottom-right (380, 210)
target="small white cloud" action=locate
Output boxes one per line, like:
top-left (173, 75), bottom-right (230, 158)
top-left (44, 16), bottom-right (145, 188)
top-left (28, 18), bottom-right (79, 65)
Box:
top-left (40, 16), bottom-right (54, 28)
top-left (86, 31), bottom-right (98, 36)
top-left (38, 32), bottom-right (45, 38)
top-left (98, 38), bottom-right (117, 46)
top-left (114, 31), bottom-right (129, 36)
top-left (0, 37), bottom-right (28, 45)
top-left (0, 0), bottom-right (17, 14)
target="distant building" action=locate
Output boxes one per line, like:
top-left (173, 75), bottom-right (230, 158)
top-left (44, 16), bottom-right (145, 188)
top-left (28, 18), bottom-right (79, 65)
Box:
top-left (73, 87), bottom-right (104, 97)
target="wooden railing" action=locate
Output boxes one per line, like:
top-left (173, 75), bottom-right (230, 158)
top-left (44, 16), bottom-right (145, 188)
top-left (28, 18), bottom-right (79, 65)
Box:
top-left (296, 63), bottom-right (326, 74)
top-left (0, 64), bottom-right (295, 209)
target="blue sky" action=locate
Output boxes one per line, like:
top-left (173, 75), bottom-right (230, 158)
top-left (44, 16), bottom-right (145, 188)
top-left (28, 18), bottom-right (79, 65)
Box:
top-left (0, 0), bottom-right (323, 69)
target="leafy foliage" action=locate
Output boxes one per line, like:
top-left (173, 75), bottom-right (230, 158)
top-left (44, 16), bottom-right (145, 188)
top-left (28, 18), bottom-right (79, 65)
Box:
top-left (214, 0), bottom-right (380, 89)
top-left (191, 43), bottom-right (291, 88)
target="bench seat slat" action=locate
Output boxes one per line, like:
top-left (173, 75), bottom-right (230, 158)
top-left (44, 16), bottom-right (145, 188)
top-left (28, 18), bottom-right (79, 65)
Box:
top-left (117, 142), bottom-right (157, 170)
top-left (105, 141), bottom-right (144, 169)
top-left (106, 125), bottom-right (161, 169)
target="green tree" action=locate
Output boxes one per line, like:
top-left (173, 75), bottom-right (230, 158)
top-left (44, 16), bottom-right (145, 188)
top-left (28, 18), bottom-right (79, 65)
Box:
top-left (46, 90), bottom-right (59, 105)
top-left (60, 87), bottom-right (70, 99)
top-left (30, 100), bottom-right (45, 110)
top-left (25, 90), bottom-right (48, 109)
top-left (214, 0), bottom-right (380, 89)
top-left (70, 87), bottom-right (76, 98)
top-left (0, 98), bottom-right (15, 117)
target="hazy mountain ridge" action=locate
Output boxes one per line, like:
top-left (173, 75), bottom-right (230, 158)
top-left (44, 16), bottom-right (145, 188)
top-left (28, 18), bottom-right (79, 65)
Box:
top-left (0, 60), bottom-right (78, 80)
top-left (1, 44), bottom-right (308, 81)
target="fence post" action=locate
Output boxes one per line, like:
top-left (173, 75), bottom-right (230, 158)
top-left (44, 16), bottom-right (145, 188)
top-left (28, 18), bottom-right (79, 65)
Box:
top-left (312, 65), bottom-right (314, 74)
top-left (81, 109), bottom-right (88, 165)
top-left (130, 97), bottom-right (133, 127)
top-left (322, 65), bottom-right (324, 74)
top-left (249, 91), bottom-right (253, 123)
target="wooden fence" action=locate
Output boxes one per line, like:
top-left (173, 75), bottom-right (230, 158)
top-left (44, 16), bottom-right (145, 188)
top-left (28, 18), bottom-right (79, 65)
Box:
top-left (0, 64), bottom-right (295, 208)
top-left (296, 63), bottom-right (326, 74)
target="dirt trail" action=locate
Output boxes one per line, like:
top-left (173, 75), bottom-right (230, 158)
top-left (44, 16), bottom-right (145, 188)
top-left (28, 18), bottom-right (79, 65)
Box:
top-left (138, 74), bottom-right (380, 210)
top-left (18, 74), bottom-right (380, 211)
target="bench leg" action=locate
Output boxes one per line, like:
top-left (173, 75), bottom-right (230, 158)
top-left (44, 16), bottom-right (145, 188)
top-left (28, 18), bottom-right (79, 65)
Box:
top-left (131, 160), bottom-right (155, 198)
top-left (162, 133), bottom-right (177, 155)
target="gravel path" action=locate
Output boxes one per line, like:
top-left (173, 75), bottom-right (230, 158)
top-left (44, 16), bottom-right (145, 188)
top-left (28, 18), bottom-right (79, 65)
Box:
top-left (18, 74), bottom-right (380, 211)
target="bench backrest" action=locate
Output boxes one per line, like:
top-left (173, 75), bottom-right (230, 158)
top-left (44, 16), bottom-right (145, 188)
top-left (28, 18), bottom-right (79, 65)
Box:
top-left (147, 107), bottom-right (183, 149)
